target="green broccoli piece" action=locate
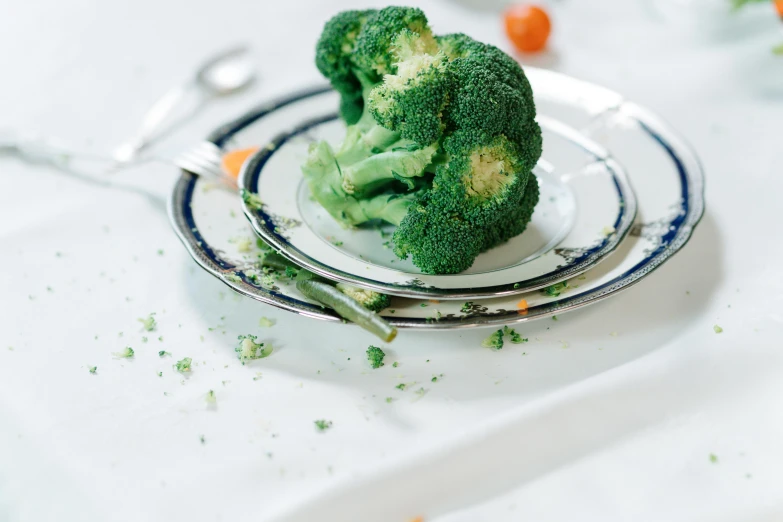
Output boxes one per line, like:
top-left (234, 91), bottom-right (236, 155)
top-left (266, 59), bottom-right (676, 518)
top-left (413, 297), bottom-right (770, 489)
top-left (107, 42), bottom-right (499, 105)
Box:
top-left (88, 366), bottom-right (97, 374)
top-left (366, 345), bottom-right (386, 368)
top-left (174, 357), bottom-right (192, 373)
top-left (235, 334), bottom-right (273, 364)
top-left (503, 326), bottom-right (528, 344)
top-left (138, 313), bottom-right (156, 332)
top-left (314, 419), bottom-right (333, 432)
top-left (205, 390), bottom-right (216, 404)
top-left (542, 281), bottom-right (568, 297)
top-left (306, 8), bottom-right (541, 274)
top-left (335, 283), bottom-right (391, 312)
top-left (158, 350), bottom-right (171, 357)
top-left (113, 347), bottom-right (135, 359)
top-left (481, 329), bottom-right (504, 350)
top-left (258, 317), bottom-right (276, 328)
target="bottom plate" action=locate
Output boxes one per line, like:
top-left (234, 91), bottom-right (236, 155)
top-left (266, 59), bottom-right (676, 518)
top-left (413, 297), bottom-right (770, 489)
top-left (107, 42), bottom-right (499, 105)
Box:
top-left (169, 69), bottom-right (704, 329)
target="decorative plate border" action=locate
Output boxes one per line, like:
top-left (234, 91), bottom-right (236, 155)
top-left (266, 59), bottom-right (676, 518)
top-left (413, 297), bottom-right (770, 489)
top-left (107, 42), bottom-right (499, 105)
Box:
top-left (169, 74), bottom-right (704, 329)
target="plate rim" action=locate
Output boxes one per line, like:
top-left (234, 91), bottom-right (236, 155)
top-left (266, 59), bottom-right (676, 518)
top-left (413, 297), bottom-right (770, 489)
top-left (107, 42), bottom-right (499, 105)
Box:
top-left (239, 105), bottom-right (638, 299)
top-left (169, 69), bottom-right (705, 330)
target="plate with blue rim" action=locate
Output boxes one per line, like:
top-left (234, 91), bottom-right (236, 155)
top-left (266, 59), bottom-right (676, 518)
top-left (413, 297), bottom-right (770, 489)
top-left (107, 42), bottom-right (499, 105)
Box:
top-left (237, 93), bottom-right (637, 300)
top-left (169, 68), bottom-right (704, 328)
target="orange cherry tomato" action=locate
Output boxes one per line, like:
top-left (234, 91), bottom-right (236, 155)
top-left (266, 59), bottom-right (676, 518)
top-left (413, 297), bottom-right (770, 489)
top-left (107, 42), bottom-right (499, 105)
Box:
top-left (504, 4), bottom-right (551, 53)
top-left (775, 0), bottom-right (783, 18)
top-left (221, 146), bottom-right (260, 180)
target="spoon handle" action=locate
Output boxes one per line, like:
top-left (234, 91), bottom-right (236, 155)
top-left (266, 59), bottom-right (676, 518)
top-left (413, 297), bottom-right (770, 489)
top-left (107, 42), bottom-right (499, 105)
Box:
top-left (113, 82), bottom-right (197, 164)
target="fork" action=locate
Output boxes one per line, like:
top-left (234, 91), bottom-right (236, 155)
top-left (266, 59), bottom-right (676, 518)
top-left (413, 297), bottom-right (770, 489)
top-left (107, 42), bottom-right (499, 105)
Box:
top-left (173, 141), bottom-right (235, 185)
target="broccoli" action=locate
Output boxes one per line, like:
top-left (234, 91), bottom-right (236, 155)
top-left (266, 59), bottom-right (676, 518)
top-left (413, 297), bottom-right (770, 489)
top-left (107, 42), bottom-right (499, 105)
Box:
top-left (138, 313), bottom-right (156, 332)
top-left (235, 334), bottom-right (273, 364)
top-left (366, 345), bottom-right (386, 368)
top-left (175, 357), bottom-right (192, 373)
top-left (113, 347), bottom-right (135, 359)
top-left (481, 329), bottom-right (504, 350)
top-left (88, 365), bottom-right (97, 374)
top-left (503, 326), bottom-right (528, 344)
top-left (158, 350), bottom-right (171, 357)
top-left (314, 419), bottom-right (333, 432)
top-left (205, 390), bottom-right (216, 404)
top-left (336, 283), bottom-right (391, 312)
top-left (304, 7), bottom-right (542, 274)
top-left (258, 317), bottom-right (276, 327)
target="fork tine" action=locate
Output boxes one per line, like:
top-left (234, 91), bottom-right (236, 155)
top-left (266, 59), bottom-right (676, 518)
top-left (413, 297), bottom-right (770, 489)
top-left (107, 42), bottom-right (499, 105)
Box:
top-left (174, 141), bottom-right (234, 185)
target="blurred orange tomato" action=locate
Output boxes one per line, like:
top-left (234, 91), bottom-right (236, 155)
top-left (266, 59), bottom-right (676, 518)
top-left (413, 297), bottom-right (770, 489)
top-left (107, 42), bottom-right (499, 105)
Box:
top-left (504, 4), bottom-right (551, 53)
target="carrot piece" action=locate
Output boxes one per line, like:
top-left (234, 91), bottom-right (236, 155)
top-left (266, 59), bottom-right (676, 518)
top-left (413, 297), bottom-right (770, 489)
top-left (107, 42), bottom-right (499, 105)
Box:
top-left (517, 299), bottom-right (529, 315)
top-left (221, 147), bottom-right (260, 180)
top-left (776, 0), bottom-right (783, 17)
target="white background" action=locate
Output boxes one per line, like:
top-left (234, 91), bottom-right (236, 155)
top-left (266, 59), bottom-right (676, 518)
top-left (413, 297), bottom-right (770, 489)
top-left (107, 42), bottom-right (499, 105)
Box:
top-left (1, 0), bottom-right (783, 520)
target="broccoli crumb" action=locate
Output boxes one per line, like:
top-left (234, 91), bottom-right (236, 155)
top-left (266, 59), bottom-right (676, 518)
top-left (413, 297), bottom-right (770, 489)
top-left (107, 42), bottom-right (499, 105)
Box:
top-left (157, 371), bottom-right (163, 377)
top-left (138, 313), bottom-right (157, 332)
top-left (88, 366), bottom-right (97, 374)
top-left (414, 387), bottom-right (428, 399)
top-left (431, 373), bottom-right (444, 382)
top-left (713, 325), bottom-right (723, 334)
top-left (385, 397), bottom-right (394, 403)
top-left (157, 249), bottom-right (164, 256)
top-left (113, 347), bottom-right (134, 359)
top-left (235, 335), bottom-right (273, 364)
top-left (482, 329), bottom-right (504, 350)
top-left (395, 383), bottom-right (407, 391)
top-left (241, 189), bottom-right (264, 211)
top-left (159, 351), bottom-right (171, 357)
top-left (199, 435), bottom-right (206, 444)
top-left (419, 303), bottom-right (428, 307)
top-left (460, 302), bottom-right (474, 313)
top-left (552, 315), bottom-right (558, 321)
top-left (235, 237), bottom-right (253, 253)
top-left (142, 336), bottom-right (148, 343)
top-left (392, 361), bottom-right (399, 368)
top-left (542, 281), bottom-right (568, 297)
top-left (258, 317), bottom-right (276, 328)
top-left (366, 346), bottom-right (386, 369)
top-left (314, 419), bottom-right (333, 432)
top-left (205, 390), bottom-right (216, 404)
top-left (709, 454), bottom-right (718, 464)
top-left (174, 357), bottom-right (192, 373)
top-left (503, 326), bottom-right (528, 344)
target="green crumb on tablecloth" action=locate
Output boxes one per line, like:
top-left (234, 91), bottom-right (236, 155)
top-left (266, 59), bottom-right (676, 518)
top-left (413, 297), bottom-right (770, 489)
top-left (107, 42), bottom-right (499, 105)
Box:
top-left (366, 346), bottom-right (386, 369)
top-left (141, 336), bottom-right (148, 343)
top-left (414, 387), bottom-right (428, 399)
top-left (709, 454), bottom-right (718, 464)
top-left (482, 329), bottom-right (504, 350)
top-left (174, 357), bottom-right (192, 373)
top-left (159, 351), bottom-right (171, 357)
top-left (503, 326), bottom-right (527, 344)
top-left (235, 335), bottom-right (272, 364)
top-left (259, 317), bottom-right (276, 327)
top-left (431, 374), bottom-right (443, 382)
top-left (157, 371), bottom-right (163, 377)
top-left (138, 313), bottom-right (156, 332)
top-left (205, 390), bottom-right (216, 404)
top-left (88, 366), bottom-right (97, 374)
top-left (158, 336), bottom-right (163, 342)
top-left (552, 315), bottom-right (558, 321)
top-left (113, 347), bottom-right (134, 359)
top-left (385, 397), bottom-right (394, 403)
top-left (199, 435), bottom-right (205, 444)
top-left (392, 361), bottom-right (399, 368)
top-left (713, 325), bottom-right (723, 333)
top-left (395, 383), bottom-right (407, 391)
top-left (420, 303), bottom-right (428, 307)
top-left (314, 420), bottom-right (332, 432)
top-left (157, 249), bottom-right (164, 256)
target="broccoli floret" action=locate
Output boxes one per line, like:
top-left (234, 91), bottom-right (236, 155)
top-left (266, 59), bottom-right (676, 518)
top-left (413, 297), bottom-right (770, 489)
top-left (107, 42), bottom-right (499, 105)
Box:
top-left (314, 419), bottom-right (333, 432)
top-left (235, 334), bottom-right (273, 364)
top-left (113, 347), bottom-right (135, 359)
top-left (481, 329), bottom-right (504, 350)
top-left (88, 365), bottom-right (97, 374)
top-left (503, 326), bottom-right (528, 344)
top-left (366, 345), bottom-right (386, 368)
top-left (306, 9), bottom-right (542, 274)
top-left (138, 313), bottom-right (156, 332)
top-left (335, 283), bottom-right (391, 312)
top-left (174, 357), bottom-right (192, 373)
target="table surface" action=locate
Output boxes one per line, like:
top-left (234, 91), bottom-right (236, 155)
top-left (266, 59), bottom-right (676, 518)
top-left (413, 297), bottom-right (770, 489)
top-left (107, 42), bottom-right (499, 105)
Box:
top-left (2, 0), bottom-right (782, 520)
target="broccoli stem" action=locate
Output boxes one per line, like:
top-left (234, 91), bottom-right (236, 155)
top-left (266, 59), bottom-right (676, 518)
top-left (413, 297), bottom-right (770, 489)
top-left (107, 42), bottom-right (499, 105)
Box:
top-left (296, 272), bottom-right (397, 342)
top-left (258, 247), bottom-right (397, 342)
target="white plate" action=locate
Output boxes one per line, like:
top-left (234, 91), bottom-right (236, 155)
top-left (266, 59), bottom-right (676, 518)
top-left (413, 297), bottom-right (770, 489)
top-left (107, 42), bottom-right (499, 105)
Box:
top-left (169, 68), bottom-right (704, 329)
top-left (239, 102), bottom-right (637, 299)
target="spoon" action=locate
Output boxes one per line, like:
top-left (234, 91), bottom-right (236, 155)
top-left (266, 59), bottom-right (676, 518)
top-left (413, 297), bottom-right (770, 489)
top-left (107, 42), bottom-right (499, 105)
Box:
top-left (113, 45), bottom-right (255, 164)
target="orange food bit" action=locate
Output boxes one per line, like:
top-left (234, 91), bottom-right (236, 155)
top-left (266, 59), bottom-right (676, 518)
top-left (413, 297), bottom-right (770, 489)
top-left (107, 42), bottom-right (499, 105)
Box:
top-left (428, 299), bottom-right (440, 304)
top-left (221, 147), bottom-right (260, 179)
top-left (776, 0), bottom-right (783, 18)
top-left (516, 299), bottom-right (529, 315)
top-left (409, 518), bottom-right (424, 522)
top-left (504, 4), bottom-right (551, 53)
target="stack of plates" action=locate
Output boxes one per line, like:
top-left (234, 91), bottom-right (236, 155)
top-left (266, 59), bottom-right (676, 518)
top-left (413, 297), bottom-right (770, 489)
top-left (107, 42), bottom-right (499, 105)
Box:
top-left (170, 68), bottom-right (704, 330)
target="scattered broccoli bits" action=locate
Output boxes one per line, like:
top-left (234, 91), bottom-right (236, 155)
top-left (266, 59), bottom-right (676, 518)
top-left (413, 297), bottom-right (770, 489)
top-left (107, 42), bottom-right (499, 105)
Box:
top-left (482, 329), bottom-right (504, 349)
top-left (366, 345), bottom-right (386, 368)
top-left (205, 390), bottom-right (216, 404)
top-left (158, 350), bottom-right (171, 357)
top-left (314, 419), bottom-right (333, 432)
top-left (138, 313), bottom-right (157, 332)
top-left (241, 189), bottom-right (264, 211)
top-left (113, 347), bottom-right (135, 359)
top-left (174, 357), bottom-right (192, 373)
top-left (88, 366), bottom-right (97, 374)
top-left (542, 281), bottom-right (568, 297)
top-left (713, 325), bottom-right (723, 334)
top-left (305, 6), bottom-right (542, 274)
top-left (235, 335), bottom-right (273, 364)
top-left (503, 326), bottom-right (528, 344)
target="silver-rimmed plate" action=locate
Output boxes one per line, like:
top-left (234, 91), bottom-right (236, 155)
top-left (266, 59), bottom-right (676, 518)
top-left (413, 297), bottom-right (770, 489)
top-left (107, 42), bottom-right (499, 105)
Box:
top-left (169, 68), bottom-right (704, 329)
top-left (238, 102), bottom-right (637, 299)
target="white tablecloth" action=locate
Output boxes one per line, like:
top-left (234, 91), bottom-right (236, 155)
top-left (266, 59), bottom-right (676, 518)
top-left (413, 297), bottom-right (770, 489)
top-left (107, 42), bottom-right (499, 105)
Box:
top-left (2, 0), bottom-right (782, 520)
